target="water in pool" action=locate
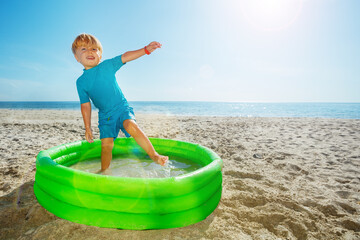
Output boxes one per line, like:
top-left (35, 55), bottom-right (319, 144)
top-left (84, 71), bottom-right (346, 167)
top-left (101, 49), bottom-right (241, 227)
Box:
top-left (69, 156), bottom-right (202, 178)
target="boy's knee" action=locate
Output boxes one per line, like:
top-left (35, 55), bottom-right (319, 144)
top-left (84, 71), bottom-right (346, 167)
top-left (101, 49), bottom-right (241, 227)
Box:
top-left (101, 139), bottom-right (114, 152)
top-left (123, 119), bottom-right (138, 133)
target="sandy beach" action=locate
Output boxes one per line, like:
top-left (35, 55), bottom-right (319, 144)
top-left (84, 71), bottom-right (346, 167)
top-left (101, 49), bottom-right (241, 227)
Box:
top-left (0, 109), bottom-right (359, 239)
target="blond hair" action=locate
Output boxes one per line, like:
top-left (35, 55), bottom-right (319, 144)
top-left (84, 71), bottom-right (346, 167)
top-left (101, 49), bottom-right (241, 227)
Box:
top-left (71, 33), bottom-right (103, 54)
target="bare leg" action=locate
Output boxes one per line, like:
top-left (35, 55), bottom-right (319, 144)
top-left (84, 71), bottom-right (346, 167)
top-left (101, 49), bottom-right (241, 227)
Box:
top-left (123, 119), bottom-right (168, 166)
top-left (100, 137), bottom-right (114, 171)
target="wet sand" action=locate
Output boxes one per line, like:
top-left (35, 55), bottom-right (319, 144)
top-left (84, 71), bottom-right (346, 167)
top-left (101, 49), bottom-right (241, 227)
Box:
top-left (0, 109), bottom-right (359, 239)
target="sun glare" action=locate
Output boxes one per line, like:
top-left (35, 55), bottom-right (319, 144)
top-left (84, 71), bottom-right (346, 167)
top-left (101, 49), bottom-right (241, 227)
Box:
top-left (241, 0), bottom-right (303, 31)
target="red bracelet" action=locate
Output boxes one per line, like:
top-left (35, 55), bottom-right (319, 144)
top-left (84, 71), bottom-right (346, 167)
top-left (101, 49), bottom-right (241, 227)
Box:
top-left (144, 46), bottom-right (151, 55)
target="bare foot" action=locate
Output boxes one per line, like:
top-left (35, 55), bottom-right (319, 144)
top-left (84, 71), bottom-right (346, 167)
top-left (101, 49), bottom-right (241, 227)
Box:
top-left (96, 168), bottom-right (112, 175)
top-left (150, 153), bottom-right (169, 166)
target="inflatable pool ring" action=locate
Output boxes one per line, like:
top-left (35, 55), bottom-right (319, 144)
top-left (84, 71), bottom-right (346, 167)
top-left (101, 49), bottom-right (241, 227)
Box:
top-left (34, 138), bottom-right (223, 229)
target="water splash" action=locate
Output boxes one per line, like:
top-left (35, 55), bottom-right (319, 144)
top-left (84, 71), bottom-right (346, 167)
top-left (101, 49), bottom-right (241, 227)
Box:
top-left (70, 156), bottom-right (201, 178)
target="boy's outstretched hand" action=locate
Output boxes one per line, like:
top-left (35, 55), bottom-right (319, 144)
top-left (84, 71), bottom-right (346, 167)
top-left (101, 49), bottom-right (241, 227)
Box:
top-left (85, 128), bottom-right (94, 143)
top-left (146, 41), bottom-right (162, 53)
top-left (121, 42), bottom-right (162, 63)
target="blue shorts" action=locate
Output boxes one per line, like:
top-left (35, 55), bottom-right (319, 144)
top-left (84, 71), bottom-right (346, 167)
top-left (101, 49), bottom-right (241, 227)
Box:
top-left (98, 107), bottom-right (136, 139)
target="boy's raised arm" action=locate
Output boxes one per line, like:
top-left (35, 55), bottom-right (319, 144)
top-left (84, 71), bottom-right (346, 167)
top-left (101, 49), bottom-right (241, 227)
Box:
top-left (80, 102), bottom-right (94, 143)
top-left (121, 41), bottom-right (162, 63)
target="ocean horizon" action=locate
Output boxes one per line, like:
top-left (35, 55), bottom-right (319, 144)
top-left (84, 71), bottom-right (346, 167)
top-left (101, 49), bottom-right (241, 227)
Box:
top-left (0, 101), bottom-right (359, 119)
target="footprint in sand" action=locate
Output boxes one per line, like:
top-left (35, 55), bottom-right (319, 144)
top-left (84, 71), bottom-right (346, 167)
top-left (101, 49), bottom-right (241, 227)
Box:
top-left (335, 190), bottom-right (352, 199)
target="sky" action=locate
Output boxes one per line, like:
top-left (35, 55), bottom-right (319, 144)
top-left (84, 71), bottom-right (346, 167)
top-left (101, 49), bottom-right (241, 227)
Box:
top-left (0, 0), bottom-right (359, 102)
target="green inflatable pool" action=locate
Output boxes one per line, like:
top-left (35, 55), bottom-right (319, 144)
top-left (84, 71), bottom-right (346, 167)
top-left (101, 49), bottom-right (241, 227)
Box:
top-left (34, 138), bottom-right (223, 229)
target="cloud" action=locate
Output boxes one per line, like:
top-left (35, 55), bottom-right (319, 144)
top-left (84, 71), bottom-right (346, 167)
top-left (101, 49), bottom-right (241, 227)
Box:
top-left (249, 59), bottom-right (304, 77)
top-left (0, 78), bottom-right (43, 100)
top-left (262, 66), bottom-right (303, 76)
top-left (198, 64), bottom-right (215, 79)
top-left (16, 60), bottom-right (47, 72)
top-left (0, 78), bottom-right (42, 88)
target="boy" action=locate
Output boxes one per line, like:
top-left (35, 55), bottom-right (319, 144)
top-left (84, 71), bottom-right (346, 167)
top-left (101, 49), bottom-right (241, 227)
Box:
top-left (72, 33), bottom-right (168, 173)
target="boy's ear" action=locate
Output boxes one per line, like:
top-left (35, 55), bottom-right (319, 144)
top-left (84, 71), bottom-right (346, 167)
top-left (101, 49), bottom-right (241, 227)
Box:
top-left (74, 53), bottom-right (80, 62)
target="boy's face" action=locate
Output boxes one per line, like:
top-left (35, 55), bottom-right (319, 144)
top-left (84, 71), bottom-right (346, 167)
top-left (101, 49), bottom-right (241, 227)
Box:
top-left (74, 44), bottom-right (102, 70)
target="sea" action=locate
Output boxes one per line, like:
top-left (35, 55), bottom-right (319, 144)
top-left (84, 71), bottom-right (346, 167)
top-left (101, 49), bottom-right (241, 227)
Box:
top-left (0, 101), bottom-right (359, 119)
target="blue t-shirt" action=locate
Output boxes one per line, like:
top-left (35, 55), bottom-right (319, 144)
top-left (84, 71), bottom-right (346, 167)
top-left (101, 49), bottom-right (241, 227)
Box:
top-left (76, 55), bottom-right (129, 120)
